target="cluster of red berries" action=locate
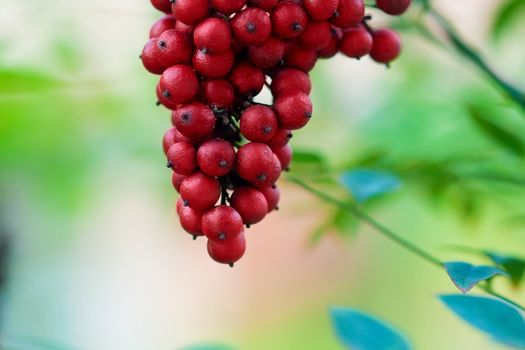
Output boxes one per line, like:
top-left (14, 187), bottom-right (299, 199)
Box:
top-left (141, 0), bottom-right (411, 266)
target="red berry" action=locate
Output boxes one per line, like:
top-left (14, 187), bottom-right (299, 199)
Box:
top-left (207, 233), bottom-right (246, 265)
top-left (150, 0), bottom-right (172, 13)
top-left (193, 18), bottom-right (232, 53)
top-left (141, 39), bottom-right (166, 75)
top-left (157, 29), bottom-right (193, 66)
top-left (247, 0), bottom-right (278, 11)
top-left (167, 141), bottom-right (197, 175)
top-left (236, 143), bottom-right (282, 188)
top-left (298, 21), bottom-right (333, 50)
top-left (240, 105), bottom-right (278, 142)
top-left (303, 0), bottom-right (339, 21)
top-left (271, 1), bottom-right (308, 39)
top-left (229, 61), bottom-right (265, 96)
top-left (156, 83), bottom-right (179, 110)
top-left (197, 139), bottom-right (236, 177)
top-left (376, 0), bottom-right (411, 15)
top-left (201, 79), bottom-right (235, 108)
top-left (231, 187), bottom-right (268, 225)
top-left (150, 15), bottom-right (177, 38)
top-left (284, 43), bottom-right (318, 72)
top-left (159, 65), bottom-right (199, 104)
top-left (231, 7), bottom-right (272, 46)
top-left (175, 21), bottom-right (194, 34)
top-left (331, 0), bottom-right (365, 28)
top-left (266, 128), bottom-right (293, 148)
top-left (172, 103), bottom-right (216, 141)
top-left (260, 185), bottom-right (280, 212)
top-left (163, 128), bottom-right (189, 155)
top-left (177, 198), bottom-right (204, 236)
top-left (272, 143), bottom-right (293, 170)
top-left (202, 206), bottom-right (244, 242)
top-left (340, 25), bottom-right (373, 59)
top-left (370, 28), bottom-right (401, 64)
top-left (248, 36), bottom-right (286, 69)
top-left (193, 49), bottom-right (235, 78)
top-left (211, 0), bottom-right (247, 15)
top-left (171, 0), bottom-right (210, 25)
top-left (180, 172), bottom-right (220, 210)
top-left (271, 68), bottom-right (311, 97)
top-left (172, 172), bottom-right (186, 192)
top-left (274, 91), bottom-right (313, 130)
top-left (318, 27), bottom-right (342, 58)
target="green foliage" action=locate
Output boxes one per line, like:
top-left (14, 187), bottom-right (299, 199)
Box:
top-left (492, 0), bottom-right (525, 41)
top-left (444, 262), bottom-right (508, 293)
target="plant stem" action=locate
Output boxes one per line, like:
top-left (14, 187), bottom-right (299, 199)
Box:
top-left (288, 175), bottom-right (525, 312)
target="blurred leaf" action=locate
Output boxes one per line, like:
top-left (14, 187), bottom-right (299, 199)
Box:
top-left (444, 262), bottom-right (508, 293)
top-left (491, 0), bottom-right (525, 42)
top-left (440, 295), bottom-right (525, 348)
top-left (468, 105), bottom-right (525, 157)
top-left (309, 208), bottom-right (359, 244)
top-left (293, 149), bottom-right (327, 165)
top-left (341, 170), bottom-right (401, 203)
top-left (0, 69), bottom-right (63, 94)
top-left (486, 252), bottom-right (525, 288)
top-left (330, 307), bottom-right (412, 350)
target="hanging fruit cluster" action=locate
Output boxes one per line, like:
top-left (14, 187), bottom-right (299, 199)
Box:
top-left (141, 0), bottom-right (411, 266)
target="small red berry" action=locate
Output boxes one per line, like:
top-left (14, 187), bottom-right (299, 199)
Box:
top-left (229, 61), bottom-right (265, 96)
top-left (298, 21), bottom-right (333, 51)
top-left (266, 128), bottom-right (293, 149)
top-left (172, 172), bottom-right (186, 192)
top-left (240, 105), bottom-right (278, 142)
top-left (202, 206), bottom-right (244, 242)
top-left (207, 233), bottom-right (246, 265)
top-left (247, 0), bottom-right (278, 11)
top-left (271, 1), bottom-right (308, 39)
top-left (150, 15), bottom-right (177, 38)
top-left (303, 0), bottom-right (340, 21)
top-left (141, 39), bottom-right (166, 75)
top-left (272, 144), bottom-right (292, 170)
top-left (159, 65), bottom-right (199, 104)
top-left (193, 49), bottom-right (235, 78)
top-left (171, 0), bottom-right (210, 25)
top-left (318, 27), bottom-right (342, 59)
top-left (376, 0), bottom-right (411, 16)
top-left (180, 172), bottom-right (220, 211)
top-left (274, 91), bottom-right (313, 130)
top-left (175, 21), bottom-right (194, 34)
top-left (260, 185), bottom-right (280, 212)
top-left (331, 0), bottom-right (365, 28)
top-left (236, 143), bottom-right (282, 188)
top-left (231, 7), bottom-right (272, 46)
top-left (177, 198), bottom-right (204, 236)
top-left (231, 187), bottom-right (268, 225)
top-left (340, 25), bottom-right (373, 59)
top-left (167, 142), bottom-right (197, 175)
top-left (197, 139), bottom-right (236, 177)
top-left (284, 43), bottom-right (318, 72)
top-left (248, 36), bottom-right (286, 69)
top-left (370, 28), bottom-right (401, 64)
top-left (150, 0), bottom-right (172, 13)
top-left (201, 79), bottom-right (235, 108)
top-left (211, 0), bottom-right (247, 15)
top-left (193, 18), bottom-right (232, 53)
top-left (271, 68), bottom-right (311, 97)
top-left (172, 103), bottom-right (216, 141)
top-left (157, 29), bottom-right (193, 66)
top-left (156, 83), bottom-right (179, 110)
top-left (163, 128), bottom-right (189, 155)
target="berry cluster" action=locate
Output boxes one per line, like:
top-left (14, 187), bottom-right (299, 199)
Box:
top-left (142, 0), bottom-right (411, 266)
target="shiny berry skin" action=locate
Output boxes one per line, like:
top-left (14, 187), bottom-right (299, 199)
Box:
top-left (175, 21), bottom-right (194, 34)
top-left (229, 61), bottom-right (265, 96)
top-left (172, 172), bottom-right (186, 192)
top-left (193, 18), bottom-right (232, 53)
top-left (340, 25), bottom-right (373, 59)
top-left (370, 28), bottom-right (401, 64)
top-left (303, 0), bottom-right (339, 21)
top-left (159, 65), bottom-right (199, 104)
top-left (211, 0), bottom-right (247, 15)
top-left (207, 233), bottom-right (246, 265)
top-left (272, 143), bottom-right (292, 170)
top-left (141, 39), bottom-right (166, 75)
top-left (376, 0), bottom-right (411, 15)
top-left (231, 187), bottom-right (268, 225)
top-left (197, 139), bottom-right (236, 177)
top-left (266, 129), bottom-right (293, 149)
top-left (240, 105), bottom-right (278, 142)
top-left (271, 1), bottom-right (308, 39)
top-left (271, 68), bottom-right (311, 97)
top-left (284, 43), bottom-right (318, 72)
top-left (247, 0), bottom-right (278, 11)
top-left (157, 29), bottom-right (193, 66)
top-left (163, 128), bottom-right (189, 155)
top-left (248, 36), bottom-right (286, 69)
top-left (202, 206), bottom-right (244, 242)
top-left (180, 172), bottom-right (220, 211)
top-left (260, 185), bottom-right (280, 212)
top-left (201, 79), bottom-right (235, 108)
top-left (167, 141), bottom-right (197, 175)
top-left (318, 27), bottom-right (342, 58)
top-left (150, 15), bottom-right (177, 38)
top-left (298, 21), bottom-right (332, 50)
top-left (231, 8), bottom-right (272, 46)
top-left (156, 83), bottom-right (179, 110)
top-left (151, 0), bottom-right (172, 13)
top-left (177, 199), bottom-right (204, 236)
top-left (171, 0), bottom-right (210, 25)
top-left (331, 0), bottom-right (365, 28)
top-left (274, 91), bottom-right (313, 130)
top-left (193, 49), bottom-right (235, 78)
top-left (236, 143), bottom-right (282, 188)
top-left (172, 103), bottom-right (216, 142)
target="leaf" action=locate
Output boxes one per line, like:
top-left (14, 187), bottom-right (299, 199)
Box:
top-left (330, 307), bottom-right (412, 350)
top-left (444, 262), bottom-right (508, 293)
top-left (440, 295), bottom-right (525, 348)
top-left (491, 0), bottom-right (525, 41)
top-left (468, 105), bottom-right (525, 157)
top-left (486, 252), bottom-right (525, 288)
top-left (340, 170), bottom-right (401, 203)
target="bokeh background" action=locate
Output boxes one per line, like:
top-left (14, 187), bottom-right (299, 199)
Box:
top-left (1, 0), bottom-right (525, 349)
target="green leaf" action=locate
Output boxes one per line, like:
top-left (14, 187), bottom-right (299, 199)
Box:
top-left (440, 295), bottom-right (525, 348)
top-left (468, 105), bottom-right (525, 157)
top-left (486, 252), bottom-right (525, 288)
top-left (341, 170), bottom-right (401, 203)
top-left (491, 0), bottom-right (525, 41)
top-left (330, 307), bottom-right (412, 350)
top-left (444, 262), bottom-right (508, 293)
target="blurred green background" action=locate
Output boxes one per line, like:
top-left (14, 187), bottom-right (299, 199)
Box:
top-left (1, 0), bottom-right (525, 349)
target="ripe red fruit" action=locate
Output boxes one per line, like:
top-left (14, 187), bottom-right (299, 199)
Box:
top-left (202, 206), bottom-right (244, 242)
top-left (193, 49), bottom-right (235, 78)
top-left (197, 139), bottom-right (236, 177)
top-left (156, 83), bottom-right (179, 110)
top-left (201, 79), bottom-right (235, 108)
top-left (248, 36), bottom-right (286, 69)
top-left (211, 0), bottom-right (247, 15)
top-left (231, 187), bottom-right (268, 225)
top-left (370, 28), bottom-right (401, 64)
top-left (159, 65), bottom-right (199, 104)
top-left (340, 25), bottom-right (373, 59)
top-left (228, 61), bottom-right (265, 96)
top-left (318, 27), bottom-right (342, 58)
top-left (271, 1), bottom-right (309, 39)
top-left (303, 0), bottom-right (339, 21)
top-left (150, 15), bottom-right (177, 38)
top-left (272, 144), bottom-right (293, 170)
top-left (266, 129), bottom-right (293, 148)
top-left (171, 0), bottom-right (210, 25)
top-left (298, 21), bottom-right (333, 50)
top-left (331, 0), bottom-right (365, 28)
top-left (376, 0), bottom-right (411, 15)
top-left (193, 18), bottom-right (232, 53)
top-left (177, 199), bottom-right (204, 236)
top-left (175, 21), bottom-right (194, 34)
top-left (172, 172), bottom-right (186, 192)
top-left (167, 142), bottom-right (197, 175)
top-left (284, 43), bottom-right (318, 72)
top-left (180, 172), bottom-right (220, 211)
top-left (150, 0), bottom-right (172, 13)
top-left (274, 91), bottom-right (313, 130)
top-left (231, 8), bottom-right (272, 46)
top-left (236, 143), bottom-right (282, 188)
top-left (260, 185), bottom-right (280, 212)
top-left (172, 103), bottom-right (216, 141)
top-left (157, 29), bottom-right (193, 66)
top-left (271, 68), bottom-right (311, 97)
top-left (207, 233), bottom-right (246, 265)
top-left (163, 128), bottom-right (189, 154)
top-left (240, 105), bottom-right (278, 142)
top-left (247, 0), bottom-right (278, 11)
top-left (141, 39), bottom-right (166, 75)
